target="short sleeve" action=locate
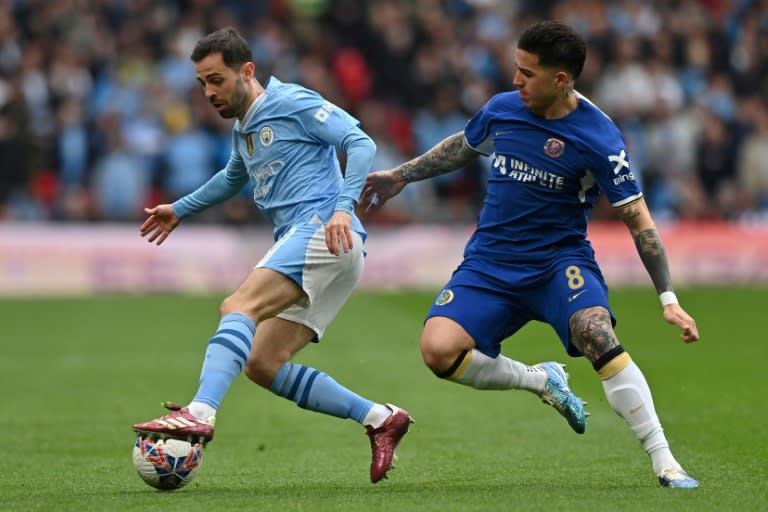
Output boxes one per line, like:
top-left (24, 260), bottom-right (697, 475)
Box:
top-left (464, 100), bottom-right (495, 156)
top-left (589, 136), bottom-right (643, 206)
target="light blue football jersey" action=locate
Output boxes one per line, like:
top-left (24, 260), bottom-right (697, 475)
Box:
top-left (462, 90), bottom-right (642, 268)
top-left (173, 77), bottom-right (372, 240)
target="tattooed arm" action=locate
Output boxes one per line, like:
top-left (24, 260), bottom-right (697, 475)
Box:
top-left (615, 197), bottom-right (700, 342)
top-left (360, 132), bottom-right (478, 209)
top-left (615, 197), bottom-right (672, 294)
top-left (394, 132), bottom-right (478, 184)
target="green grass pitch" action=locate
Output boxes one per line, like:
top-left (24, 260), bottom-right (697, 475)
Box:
top-left (1, 287), bottom-right (766, 511)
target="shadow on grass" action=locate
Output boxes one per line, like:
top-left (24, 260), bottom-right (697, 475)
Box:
top-left (119, 475), bottom-right (650, 498)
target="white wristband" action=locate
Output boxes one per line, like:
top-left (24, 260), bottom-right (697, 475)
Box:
top-left (659, 291), bottom-right (678, 307)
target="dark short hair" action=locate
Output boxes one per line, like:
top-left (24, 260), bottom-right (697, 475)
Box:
top-left (190, 26), bottom-right (253, 70)
top-left (517, 20), bottom-right (586, 80)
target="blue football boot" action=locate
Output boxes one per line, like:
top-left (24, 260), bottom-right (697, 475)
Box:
top-left (535, 362), bottom-right (588, 434)
top-left (658, 467), bottom-right (700, 489)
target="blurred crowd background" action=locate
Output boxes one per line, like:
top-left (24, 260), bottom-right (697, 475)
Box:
top-left (1, 0), bottom-right (767, 226)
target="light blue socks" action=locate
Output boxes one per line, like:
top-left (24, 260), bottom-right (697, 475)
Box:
top-left (269, 361), bottom-right (373, 423)
top-left (192, 313), bottom-right (255, 409)
top-left (191, 313), bottom-right (375, 425)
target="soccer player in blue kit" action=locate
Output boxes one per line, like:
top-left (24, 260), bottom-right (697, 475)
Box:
top-left (363, 20), bottom-right (700, 489)
top-left (132, 27), bottom-right (411, 484)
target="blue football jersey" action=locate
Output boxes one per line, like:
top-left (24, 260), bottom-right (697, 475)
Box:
top-left (174, 77), bottom-right (369, 240)
top-left (462, 91), bottom-right (642, 267)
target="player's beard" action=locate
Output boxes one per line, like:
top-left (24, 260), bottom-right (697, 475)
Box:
top-left (216, 79), bottom-right (249, 119)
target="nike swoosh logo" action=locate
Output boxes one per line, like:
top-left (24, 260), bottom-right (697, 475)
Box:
top-left (629, 402), bottom-right (646, 414)
top-left (568, 289), bottom-right (588, 303)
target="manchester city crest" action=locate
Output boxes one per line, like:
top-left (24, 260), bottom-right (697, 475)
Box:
top-left (259, 126), bottom-right (274, 147)
top-left (435, 289), bottom-right (454, 306)
top-left (543, 137), bottom-right (565, 158)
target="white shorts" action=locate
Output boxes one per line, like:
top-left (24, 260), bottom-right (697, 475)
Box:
top-left (256, 220), bottom-right (364, 339)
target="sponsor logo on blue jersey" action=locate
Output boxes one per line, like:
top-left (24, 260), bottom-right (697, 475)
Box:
top-left (492, 155), bottom-right (565, 190)
top-left (608, 149), bottom-right (635, 186)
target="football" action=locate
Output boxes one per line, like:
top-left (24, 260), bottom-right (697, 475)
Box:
top-left (132, 435), bottom-right (203, 490)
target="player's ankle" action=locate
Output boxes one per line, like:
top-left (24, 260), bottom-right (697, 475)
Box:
top-left (188, 401), bottom-right (217, 421)
top-left (363, 403), bottom-right (392, 429)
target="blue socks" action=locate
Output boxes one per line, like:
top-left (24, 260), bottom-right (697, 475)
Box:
top-left (269, 361), bottom-right (373, 423)
top-left (192, 313), bottom-right (255, 409)
top-left (192, 313), bottom-right (374, 424)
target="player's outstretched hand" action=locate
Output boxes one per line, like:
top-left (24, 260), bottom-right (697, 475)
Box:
top-left (325, 211), bottom-right (353, 256)
top-left (662, 303), bottom-right (699, 343)
top-left (361, 170), bottom-right (406, 213)
top-left (140, 205), bottom-right (180, 246)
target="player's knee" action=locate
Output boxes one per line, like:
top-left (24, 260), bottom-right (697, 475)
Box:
top-left (420, 319), bottom-right (475, 377)
top-left (243, 356), bottom-right (275, 388)
top-left (420, 334), bottom-right (460, 376)
top-left (243, 347), bottom-right (292, 388)
top-left (220, 294), bottom-right (260, 322)
top-left (568, 306), bottom-right (619, 364)
top-left (419, 334), bottom-right (439, 372)
top-left (219, 295), bottom-right (242, 317)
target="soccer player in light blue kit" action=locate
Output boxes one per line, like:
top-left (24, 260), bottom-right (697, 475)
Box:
top-left (132, 27), bottom-right (412, 484)
top-left (363, 21), bottom-right (700, 489)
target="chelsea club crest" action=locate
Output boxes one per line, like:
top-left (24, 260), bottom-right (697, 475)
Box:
top-left (543, 138), bottom-right (565, 158)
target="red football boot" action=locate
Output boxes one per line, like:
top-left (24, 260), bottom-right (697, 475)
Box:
top-left (133, 402), bottom-right (215, 445)
top-left (366, 404), bottom-right (413, 483)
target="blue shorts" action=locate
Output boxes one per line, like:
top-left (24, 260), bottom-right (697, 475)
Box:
top-left (425, 257), bottom-right (616, 358)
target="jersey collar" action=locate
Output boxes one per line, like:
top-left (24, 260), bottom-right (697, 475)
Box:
top-left (238, 85), bottom-right (269, 130)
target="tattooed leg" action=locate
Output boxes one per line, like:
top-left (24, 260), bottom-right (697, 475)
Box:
top-left (569, 307), bottom-right (683, 476)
